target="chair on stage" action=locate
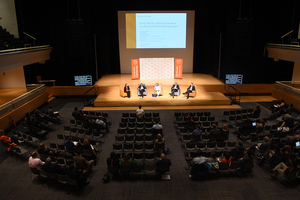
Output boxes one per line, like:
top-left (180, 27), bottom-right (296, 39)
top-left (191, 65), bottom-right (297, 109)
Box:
top-left (137, 84), bottom-right (147, 97)
top-left (185, 85), bottom-right (197, 98)
top-left (169, 84), bottom-right (181, 97)
top-left (152, 83), bottom-right (163, 97)
top-left (120, 85), bottom-right (131, 98)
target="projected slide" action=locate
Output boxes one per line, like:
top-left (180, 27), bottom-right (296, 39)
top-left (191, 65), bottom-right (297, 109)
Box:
top-left (126, 13), bottom-right (186, 49)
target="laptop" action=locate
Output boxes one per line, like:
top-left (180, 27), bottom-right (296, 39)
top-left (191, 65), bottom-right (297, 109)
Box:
top-left (296, 141), bottom-right (300, 148)
top-left (252, 122), bottom-right (256, 126)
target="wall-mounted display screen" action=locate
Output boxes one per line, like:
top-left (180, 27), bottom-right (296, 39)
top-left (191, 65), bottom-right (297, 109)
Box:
top-left (74, 75), bottom-right (92, 86)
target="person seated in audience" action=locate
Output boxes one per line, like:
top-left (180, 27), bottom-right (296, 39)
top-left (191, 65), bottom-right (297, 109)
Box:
top-left (219, 151), bottom-right (232, 164)
top-left (81, 139), bottom-right (98, 165)
top-left (170, 82), bottom-right (180, 98)
top-left (38, 143), bottom-right (60, 157)
top-left (156, 153), bottom-right (172, 174)
top-left (0, 129), bottom-right (22, 151)
top-left (120, 153), bottom-right (133, 166)
top-left (43, 157), bottom-right (66, 174)
top-left (271, 159), bottom-right (300, 180)
top-left (48, 105), bottom-right (63, 117)
top-left (221, 124), bottom-right (229, 135)
top-left (238, 120), bottom-right (252, 138)
top-left (183, 82), bottom-right (195, 99)
top-left (24, 112), bottom-right (31, 125)
top-left (191, 124), bottom-right (202, 139)
top-left (67, 164), bottom-right (90, 189)
top-left (258, 146), bottom-right (283, 167)
top-left (278, 114), bottom-right (294, 132)
top-left (65, 137), bottom-right (78, 148)
top-left (185, 116), bottom-right (194, 129)
top-left (253, 105), bottom-right (261, 118)
top-left (210, 124), bottom-right (221, 141)
top-left (240, 150), bottom-right (254, 171)
top-left (124, 83), bottom-right (131, 98)
top-left (256, 119), bottom-right (265, 128)
top-left (28, 151), bottom-right (44, 170)
top-left (136, 105), bottom-right (144, 118)
top-left (81, 114), bottom-right (89, 129)
top-left (155, 134), bottom-right (165, 144)
top-left (286, 103), bottom-right (294, 114)
top-left (153, 119), bottom-right (163, 137)
top-left (72, 107), bottom-right (82, 120)
top-left (284, 129), bottom-right (300, 148)
top-left (247, 136), bottom-right (270, 155)
top-left (138, 83), bottom-right (147, 98)
top-left (206, 152), bottom-right (219, 170)
top-left (73, 150), bottom-right (94, 173)
top-left (189, 150), bottom-right (207, 179)
top-left (231, 140), bottom-right (246, 160)
top-left (154, 83), bottom-right (161, 97)
top-left (88, 115), bottom-right (96, 127)
top-left (96, 115), bottom-right (108, 132)
top-left (269, 99), bottom-right (285, 112)
top-left (107, 152), bottom-right (120, 168)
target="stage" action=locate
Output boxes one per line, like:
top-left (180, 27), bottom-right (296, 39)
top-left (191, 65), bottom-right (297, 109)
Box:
top-left (93, 73), bottom-right (232, 107)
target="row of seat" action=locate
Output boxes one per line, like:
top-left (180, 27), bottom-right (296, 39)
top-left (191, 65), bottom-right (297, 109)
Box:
top-left (113, 142), bottom-right (163, 153)
top-left (174, 116), bottom-right (216, 123)
top-left (174, 112), bottom-right (212, 118)
top-left (117, 128), bottom-right (159, 136)
top-left (183, 141), bottom-right (236, 152)
top-left (122, 113), bottom-right (159, 118)
top-left (63, 126), bottom-right (104, 141)
top-left (115, 135), bottom-right (157, 145)
top-left (180, 133), bottom-right (229, 143)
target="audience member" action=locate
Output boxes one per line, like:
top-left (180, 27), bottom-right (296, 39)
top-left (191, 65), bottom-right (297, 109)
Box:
top-left (0, 129), bottom-right (22, 151)
top-left (136, 105), bottom-right (144, 118)
top-left (43, 157), bottom-right (66, 174)
top-left (28, 151), bottom-right (44, 170)
top-left (107, 152), bottom-right (120, 168)
top-left (72, 107), bottom-right (82, 120)
top-left (37, 143), bottom-right (60, 157)
top-left (284, 129), bottom-right (300, 147)
top-left (231, 140), bottom-right (246, 160)
top-left (156, 153), bottom-right (172, 174)
top-left (191, 124), bottom-right (202, 138)
top-left (206, 152), bottom-right (219, 170)
top-left (278, 114), bottom-right (294, 132)
top-left (185, 116), bottom-right (194, 129)
top-left (210, 123), bottom-right (220, 141)
top-left (221, 124), bottom-right (229, 135)
top-left (81, 139), bottom-right (98, 165)
top-left (96, 115), bottom-right (108, 132)
top-left (219, 151), bottom-right (232, 164)
top-left (73, 151), bottom-right (94, 173)
top-left (241, 150), bottom-right (254, 170)
top-left (120, 153), bottom-right (133, 166)
top-left (271, 159), bottom-right (300, 180)
top-left (253, 105), bottom-right (261, 118)
top-left (67, 164), bottom-right (90, 189)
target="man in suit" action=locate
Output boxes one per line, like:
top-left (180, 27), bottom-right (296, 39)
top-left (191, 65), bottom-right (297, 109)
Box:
top-left (183, 82), bottom-right (195, 99)
top-left (138, 83), bottom-right (147, 98)
top-left (124, 83), bottom-right (131, 98)
top-left (171, 82), bottom-right (180, 98)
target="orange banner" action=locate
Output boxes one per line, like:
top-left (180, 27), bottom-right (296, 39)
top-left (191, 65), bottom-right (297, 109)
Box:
top-left (174, 58), bottom-right (183, 79)
top-left (131, 59), bottom-right (140, 79)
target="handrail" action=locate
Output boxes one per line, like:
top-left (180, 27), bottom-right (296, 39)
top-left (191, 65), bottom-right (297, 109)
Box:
top-left (0, 45), bottom-right (51, 54)
top-left (84, 85), bottom-right (99, 96)
top-left (274, 81), bottom-right (300, 98)
top-left (83, 85), bottom-right (99, 107)
top-left (23, 32), bottom-right (36, 40)
top-left (224, 84), bottom-right (241, 104)
top-left (0, 84), bottom-right (46, 117)
top-left (266, 43), bottom-right (300, 48)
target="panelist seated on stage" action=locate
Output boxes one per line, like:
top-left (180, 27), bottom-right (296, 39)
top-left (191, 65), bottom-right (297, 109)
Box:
top-left (170, 82), bottom-right (180, 98)
top-left (154, 83), bottom-right (162, 97)
top-left (137, 83), bottom-right (147, 98)
top-left (183, 83), bottom-right (196, 99)
top-left (123, 83), bottom-right (131, 98)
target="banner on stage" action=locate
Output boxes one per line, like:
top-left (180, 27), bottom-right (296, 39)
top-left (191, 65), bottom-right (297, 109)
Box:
top-left (131, 59), bottom-right (140, 79)
top-left (174, 58), bottom-right (183, 79)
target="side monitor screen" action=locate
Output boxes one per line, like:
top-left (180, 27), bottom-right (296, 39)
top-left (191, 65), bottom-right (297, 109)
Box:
top-left (225, 74), bottom-right (243, 85)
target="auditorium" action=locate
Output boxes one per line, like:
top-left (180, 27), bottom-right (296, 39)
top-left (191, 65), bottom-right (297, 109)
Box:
top-left (1, 0), bottom-right (300, 199)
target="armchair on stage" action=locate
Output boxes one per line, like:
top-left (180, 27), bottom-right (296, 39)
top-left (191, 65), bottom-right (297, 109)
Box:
top-left (169, 84), bottom-right (181, 97)
top-left (137, 84), bottom-right (147, 97)
top-left (184, 85), bottom-right (197, 98)
top-left (120, 86), bottom-right (126, 98)
top-left (152, 83), bottom-right (164, 97)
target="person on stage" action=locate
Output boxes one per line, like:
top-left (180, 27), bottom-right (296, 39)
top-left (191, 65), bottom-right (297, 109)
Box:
top-left (124, 83), bottom-right (131, 98)
top-left (171, 82), bottom-right (180, 98)
top-left (183, 82), bottom-right (195, 99)
top-left (154, 83), bottom-right (161, 97)
top-left (138, 83), bottom-right (147, 98)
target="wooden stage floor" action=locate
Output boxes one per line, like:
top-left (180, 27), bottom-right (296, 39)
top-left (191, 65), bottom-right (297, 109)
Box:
top-left (93, 74), bottom-right (230, 107)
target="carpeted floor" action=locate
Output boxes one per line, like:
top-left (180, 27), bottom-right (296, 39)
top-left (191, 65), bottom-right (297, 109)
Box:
top-left (0, 98), bottom-right (300, 200)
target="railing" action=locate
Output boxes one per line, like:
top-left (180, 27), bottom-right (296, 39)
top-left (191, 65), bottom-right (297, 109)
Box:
top-left (0, 45), bottom-right (51, 55)
top-left (266, 43), bottom-right (300, 49)
top-left (274, 81), bottom-right (300, 98)
top-left (0, 84), bottom-right (46, 117)
top-left (224, 84), bottom-right (241, 105)
top-left (39, 80), bottom-right (56, 86)
top-left (83, 85), bottom-right (99, 107)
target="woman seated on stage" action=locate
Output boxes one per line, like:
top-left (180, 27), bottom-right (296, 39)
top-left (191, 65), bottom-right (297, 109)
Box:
top-left (124, 83), bottom-right (131, 98)
top-left (154, 83), bottom-right (161, 97)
